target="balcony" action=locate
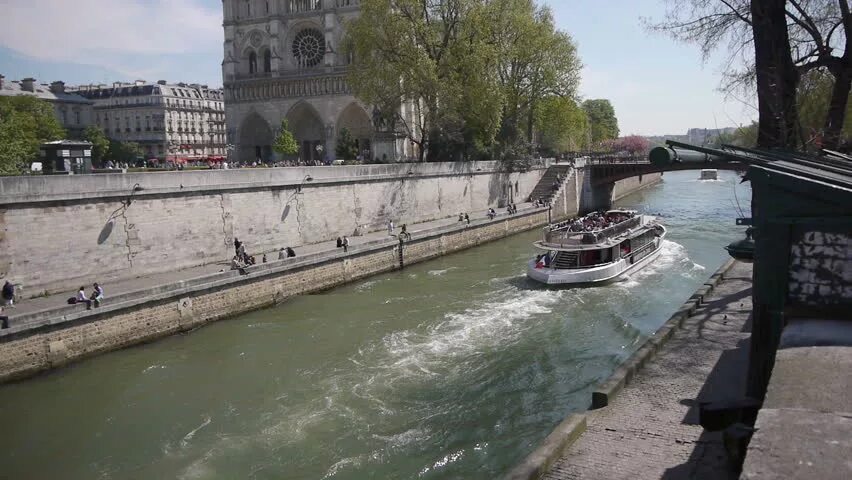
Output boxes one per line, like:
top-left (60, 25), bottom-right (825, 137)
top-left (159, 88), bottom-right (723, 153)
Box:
top-left (226, 65), bottom-right (349, 83)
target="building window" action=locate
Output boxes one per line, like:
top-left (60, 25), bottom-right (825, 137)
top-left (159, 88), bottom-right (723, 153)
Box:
top-left (292, 28), bottom-right (326, 68)
top-left (263, 50), bottom-right (272, 73)
top-left (75, 111), bottom-right (81, 125)
top-left (249, 51), bottom-right (258, 74)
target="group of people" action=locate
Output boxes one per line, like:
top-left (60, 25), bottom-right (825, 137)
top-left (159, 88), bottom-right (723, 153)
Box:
top-left (336, 236), bottom-right (351, 252)
top-left (532, 197), bottom-right (550, 208)
top-left (231, 238), bottom-right (296, 272)
top-left (458, 213), bottom-right (471, 225)
top-left (70, 283), bottom-right (105, 310)
top-left (566, 211), bottom-right (635, 233)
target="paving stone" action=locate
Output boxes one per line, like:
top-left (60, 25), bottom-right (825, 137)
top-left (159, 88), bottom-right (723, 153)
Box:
top-left (543, 262), bottom-right (753, 480)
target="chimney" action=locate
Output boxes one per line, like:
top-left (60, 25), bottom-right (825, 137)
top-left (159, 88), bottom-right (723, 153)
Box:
top-left (157, 80), bottom-right (167, 85)
top-left (21, 77), bottom-right (36, 92)
top-left (49, 81), bottom-right (66, 93)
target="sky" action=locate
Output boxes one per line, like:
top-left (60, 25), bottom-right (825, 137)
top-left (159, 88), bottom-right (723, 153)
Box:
top-left (0, 0), bottom-right (757, 136)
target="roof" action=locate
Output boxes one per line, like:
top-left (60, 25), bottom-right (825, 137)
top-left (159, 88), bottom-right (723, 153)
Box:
top-left (0, 80), bottom-right (92, 105)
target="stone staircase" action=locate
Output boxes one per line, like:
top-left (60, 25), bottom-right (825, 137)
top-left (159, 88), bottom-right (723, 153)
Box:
top-left (528, 164), bottom-right (573, 204)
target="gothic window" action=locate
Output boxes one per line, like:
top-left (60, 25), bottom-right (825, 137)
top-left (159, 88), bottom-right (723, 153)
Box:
top-left (292, 28), bottom-right (325, 68)
top-left (249, 51), bottom-right (258, 74)
top-left (263, 50), bottom-right (272, 73)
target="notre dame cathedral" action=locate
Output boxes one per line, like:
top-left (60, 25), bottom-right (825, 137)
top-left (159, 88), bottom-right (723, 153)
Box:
top-left (222, 0), bottom-right (413, 163)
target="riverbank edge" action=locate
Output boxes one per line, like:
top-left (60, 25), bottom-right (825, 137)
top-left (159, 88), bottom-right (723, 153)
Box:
top-left (612, 174), bottom-right (663, 203)
top-left (503, 257), bottom-right (738, 480)
top-left (0, 208), bottom-right (553, 384)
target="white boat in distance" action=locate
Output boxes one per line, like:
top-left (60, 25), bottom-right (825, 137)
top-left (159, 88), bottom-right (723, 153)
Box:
top-left (527, 210), bottom-right (667, 286)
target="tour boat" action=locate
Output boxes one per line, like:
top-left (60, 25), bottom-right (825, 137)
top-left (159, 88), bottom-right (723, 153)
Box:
top-left (700, 169), bottom-right (719, 180)
top-left (526, 210), bottom-right (667, 286)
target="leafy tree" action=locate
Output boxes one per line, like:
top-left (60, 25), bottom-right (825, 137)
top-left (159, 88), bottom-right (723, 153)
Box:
top-left (82, 126), bottom-right (110, 166)
top-left (108, 140), bottom-right (142, 164)
top-left (534, 96), bottom-right (589, 154)
top-left (648, 0), bottom-right (850, 150)
top-left (582, 99), bottom-right (619, 146)
top-left (345, 0), bottom-right (581, 161)
top-left (0, 96), bottom-right (65, 174)
top-left (273, 120), bottom-right (298, 157)
top-left (613, 135), bottom-right (651, 156)
top-left (797, 68), bottom-right (852, 148)
top-left (335, 127), bottom-right (359, 160)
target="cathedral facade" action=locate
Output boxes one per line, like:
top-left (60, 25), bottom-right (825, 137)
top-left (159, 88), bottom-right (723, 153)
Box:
top-left (222, 0), bottom-right (411, 163)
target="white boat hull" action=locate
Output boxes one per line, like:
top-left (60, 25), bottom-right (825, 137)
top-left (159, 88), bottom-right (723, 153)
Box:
top-left (526, 238), bottom-right (665, 286)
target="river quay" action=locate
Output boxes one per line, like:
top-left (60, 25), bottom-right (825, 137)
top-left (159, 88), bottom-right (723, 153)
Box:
top-left (508, 260), bottom-right (753, 480)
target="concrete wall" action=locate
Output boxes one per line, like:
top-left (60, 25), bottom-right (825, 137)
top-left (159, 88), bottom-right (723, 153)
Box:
top-left (0, 210), bottom-right (549, 383)
top-left (0, 161), bottom-right (548, 296)
top-left (612, 173), bottom-right (663, 202)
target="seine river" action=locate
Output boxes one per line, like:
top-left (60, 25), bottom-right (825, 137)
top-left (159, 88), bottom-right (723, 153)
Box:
top-left (0, 170), bottom-right (749, 479)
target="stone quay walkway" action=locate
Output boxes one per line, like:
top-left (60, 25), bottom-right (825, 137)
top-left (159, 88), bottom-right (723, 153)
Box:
top-left (543, 261), bottom-right (754, 480)
top-left (5, 202), bottom-right (541, 322)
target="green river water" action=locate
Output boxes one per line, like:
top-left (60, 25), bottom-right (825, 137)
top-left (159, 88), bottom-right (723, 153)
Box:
top-left (0, 171), bottom-right (750, 480)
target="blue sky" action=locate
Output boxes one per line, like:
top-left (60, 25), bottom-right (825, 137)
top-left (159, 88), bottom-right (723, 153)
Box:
top-left (0, 0), bottom-right (756, 135)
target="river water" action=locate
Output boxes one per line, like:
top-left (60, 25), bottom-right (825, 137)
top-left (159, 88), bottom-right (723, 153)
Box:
top-left (0, 171), bottom-right (750, 480)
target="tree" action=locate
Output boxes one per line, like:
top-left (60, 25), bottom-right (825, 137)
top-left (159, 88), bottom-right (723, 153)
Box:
top-left (582, 99), bottom-right (619, 146)
top-left (345, 0), bottom-right (581, 162)
top-left (109, 140), bottom-right (142, 164)
top-left (82, 126), bottom-right (110, 166)
top-left (797, 68), bottom-right (852, 148)
top-left (534, 96), bottom-right (589, 154)
top-left (273, 120), bottom-right (298, 157)
top-left (648, 0), bottom-right (851, 149)
top-left (0, 96), bottom-right (65, 174)
top-left (614, 135), bottom-right (651, 157)
top-left (335, 127), bottom-right (359, 160)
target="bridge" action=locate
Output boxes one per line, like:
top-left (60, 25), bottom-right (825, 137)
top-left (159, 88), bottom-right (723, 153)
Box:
top-left (570, 142), bottom-right (749, 212)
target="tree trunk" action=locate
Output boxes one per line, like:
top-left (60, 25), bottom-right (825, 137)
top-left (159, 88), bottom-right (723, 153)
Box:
top-left (822, 0), bottom-right (851, 150)
top-left (751, 0), bottom-right (799, 149)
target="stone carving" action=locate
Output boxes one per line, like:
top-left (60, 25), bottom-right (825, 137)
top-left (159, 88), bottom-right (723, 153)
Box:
top-left (250, 30), bottom-right (263, 48)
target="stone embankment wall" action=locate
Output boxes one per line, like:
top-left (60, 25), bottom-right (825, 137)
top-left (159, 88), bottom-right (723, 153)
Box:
top-left (612, 173), bottom-right (663, 202)
top-left (0, 161), bottom-right (548, 297)
top-left (0, 210), bottom-right (549, 383)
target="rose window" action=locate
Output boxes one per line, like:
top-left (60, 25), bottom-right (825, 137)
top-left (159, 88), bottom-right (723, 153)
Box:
top-left (292, 29), bottom-right (326, 68)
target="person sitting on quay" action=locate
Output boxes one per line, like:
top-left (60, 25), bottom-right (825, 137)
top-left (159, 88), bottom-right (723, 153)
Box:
top-left (262, 253), bottom-right (268, 264)
top-left (399, 224), bottom-right (411, 241)
top-left (71, 286), bottom-right (93, 309)
top-left (286, 247), bottom-right (296, 258)
top-left (2, 280), bottom-right (15, 308)
top-left (487, 208), bottom-right (496, 220)
top-left (464, 213), bottom-right (471, 225)
top-left (458, 213), bottom-right (464, 222)
top-left (278, 248), bottom-right (287, 260)
top-left (231, 255), bottom-right (245, 270)
top-left (337, 237), bottom-right (343, 248)
top-left (90, 283), bottom-right (104, 309)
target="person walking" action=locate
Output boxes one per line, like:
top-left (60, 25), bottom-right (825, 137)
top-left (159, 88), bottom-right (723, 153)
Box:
top-left (2, 281), bottom-right (15, 308)
top-left (464, 213), bottom-right (470, 225)
top-left (388, 220), bottom-right (395, 235)
top-left (343, 236), bottom-right (350, 253)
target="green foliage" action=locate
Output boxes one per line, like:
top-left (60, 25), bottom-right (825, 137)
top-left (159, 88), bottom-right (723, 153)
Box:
top-left (273, 120), bottom-right (298, 156)
top-left (797, 69), bottom-right (852, 148)
top-left (335, 128), bottom-right (359, 160)
top-left (82, 126), bottom-right (110, 165)
top-left (582, 99), bottom-right (619, 146)
top-left (717, 122), bottom-right (759, 148)
top-left (108, 140), bottom-right (142, 164)
top-left (0, 96), bottom-right (65, 174)
top-left (345, 0), bottom-right (582, 161)
top-left (535, 97), bottom-right (589, 154)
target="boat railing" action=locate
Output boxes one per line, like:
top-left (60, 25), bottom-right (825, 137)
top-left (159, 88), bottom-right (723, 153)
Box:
top-left (544, 216), bottom-right (642, 246)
